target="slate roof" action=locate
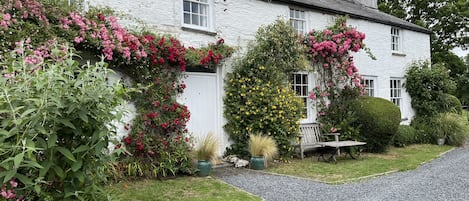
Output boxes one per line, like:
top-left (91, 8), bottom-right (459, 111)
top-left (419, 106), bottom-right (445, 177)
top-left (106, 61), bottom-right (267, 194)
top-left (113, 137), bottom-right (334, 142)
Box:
top-left (273, 0), bottom-right (432, 34)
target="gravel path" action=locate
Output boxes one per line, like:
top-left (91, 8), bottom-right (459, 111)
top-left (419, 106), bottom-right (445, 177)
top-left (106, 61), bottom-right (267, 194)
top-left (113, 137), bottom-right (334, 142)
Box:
top-left (213, 146), bottom-right (469, 201)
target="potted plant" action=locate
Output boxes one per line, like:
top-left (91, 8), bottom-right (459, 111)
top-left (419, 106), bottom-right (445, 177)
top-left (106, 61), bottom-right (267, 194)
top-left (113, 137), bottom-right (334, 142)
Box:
top-left (248, 134), bottom-right (278, 170)
top-left (194, 132), bottom-right (219, 176)
top-left (434, 123), bottom-right (446, 146)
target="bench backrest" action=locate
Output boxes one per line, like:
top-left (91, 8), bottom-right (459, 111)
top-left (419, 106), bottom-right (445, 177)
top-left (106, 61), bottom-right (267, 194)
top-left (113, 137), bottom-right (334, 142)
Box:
top-left (299, 123), bottom-right (321, 145)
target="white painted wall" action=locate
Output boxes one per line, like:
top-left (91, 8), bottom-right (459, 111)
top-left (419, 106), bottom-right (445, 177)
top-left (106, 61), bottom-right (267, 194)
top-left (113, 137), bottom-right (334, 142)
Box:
top-left (88, 0), bottom-right (431, 150)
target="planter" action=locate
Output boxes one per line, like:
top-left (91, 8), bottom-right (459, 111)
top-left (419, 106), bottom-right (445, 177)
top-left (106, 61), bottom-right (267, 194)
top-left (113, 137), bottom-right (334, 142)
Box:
top-left (250, 156), bottom-right (265, 170)
top-left (197, 160), bottom-right (212, 176)
top-left (437, 138), bottom-right (446, 146)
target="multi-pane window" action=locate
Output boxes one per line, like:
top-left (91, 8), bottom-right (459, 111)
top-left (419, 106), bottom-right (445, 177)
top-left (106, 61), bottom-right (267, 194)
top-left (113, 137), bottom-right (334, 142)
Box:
top-left (390, 78), bottom-right (402, 106)
top-left (391, 27), bottom-right (400, 51)
top-left (362, 76), bottom-right (377, 97)
top-left (289, 8), bottom-right (306, 35)
top-left (183, 0), bottom-right (209, 29)
top-left (291, 73), bottom-right (309, 118)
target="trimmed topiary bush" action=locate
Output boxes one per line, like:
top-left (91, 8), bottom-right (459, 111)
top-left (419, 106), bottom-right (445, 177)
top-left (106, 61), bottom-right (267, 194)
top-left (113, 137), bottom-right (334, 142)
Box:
top-left (393, 125), bottom-right (417, 147)
top-left (351, 96), bottom-right (401, 152)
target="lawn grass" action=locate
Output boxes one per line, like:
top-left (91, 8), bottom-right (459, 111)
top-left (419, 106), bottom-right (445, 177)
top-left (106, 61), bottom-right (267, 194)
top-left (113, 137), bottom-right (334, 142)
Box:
top-left (107, 176), bottom-right (262, 201)
top-left (267, 144), bottom-right (453, 183)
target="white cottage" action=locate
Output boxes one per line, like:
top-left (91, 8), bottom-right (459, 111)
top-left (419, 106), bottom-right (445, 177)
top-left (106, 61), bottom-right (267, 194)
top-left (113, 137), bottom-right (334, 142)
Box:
top-left (88, 0), bottom-right (431, 153)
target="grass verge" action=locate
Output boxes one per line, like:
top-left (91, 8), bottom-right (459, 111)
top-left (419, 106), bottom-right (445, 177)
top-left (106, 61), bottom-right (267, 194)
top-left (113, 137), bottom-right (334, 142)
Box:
top-left (106, 176), bottom-right (262, 201)
top-left (267, 144), bottom-right (453, 184)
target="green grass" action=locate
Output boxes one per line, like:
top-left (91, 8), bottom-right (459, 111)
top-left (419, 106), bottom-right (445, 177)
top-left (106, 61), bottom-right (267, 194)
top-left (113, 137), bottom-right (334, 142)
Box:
top-left (107, 176), bottom-right (262, 201)
top-left (267, 144), bottom-right (453, 183)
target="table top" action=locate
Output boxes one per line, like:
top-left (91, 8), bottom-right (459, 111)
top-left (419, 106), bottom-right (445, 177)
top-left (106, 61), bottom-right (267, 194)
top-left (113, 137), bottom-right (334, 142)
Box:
top-left (318, 140), bottom-right (366, 148)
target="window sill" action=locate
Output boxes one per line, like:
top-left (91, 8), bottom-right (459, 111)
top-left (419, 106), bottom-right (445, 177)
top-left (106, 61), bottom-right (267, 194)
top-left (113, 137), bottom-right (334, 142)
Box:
top-left (182, 26), bottom-right (217, 36)
top-left (392, 51), bottom-right (406, 57)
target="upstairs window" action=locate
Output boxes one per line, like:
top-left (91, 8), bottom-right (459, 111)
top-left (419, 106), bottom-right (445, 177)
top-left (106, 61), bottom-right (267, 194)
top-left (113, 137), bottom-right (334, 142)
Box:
top-left (391, 27), bottom-right (401, 52)
top-left (183, 0), bottom-right (210, 30)
top-left (390, 78), bottom-right (402, 107)
top-left (289, 8), bottom-right (306, 35)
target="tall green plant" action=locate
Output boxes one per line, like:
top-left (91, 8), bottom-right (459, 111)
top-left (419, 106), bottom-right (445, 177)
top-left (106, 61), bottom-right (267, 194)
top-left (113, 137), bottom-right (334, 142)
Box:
top-left (0, 45), bottom-right (125, 200)
top-left (404, 61), bottom-right (457, 117)
top-left (224, 19), bottom-right (305, 160)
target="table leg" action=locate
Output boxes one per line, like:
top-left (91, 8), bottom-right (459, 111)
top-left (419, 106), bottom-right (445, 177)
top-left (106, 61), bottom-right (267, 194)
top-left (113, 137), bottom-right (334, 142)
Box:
top-left (327, 148), bottom-right (339, 163)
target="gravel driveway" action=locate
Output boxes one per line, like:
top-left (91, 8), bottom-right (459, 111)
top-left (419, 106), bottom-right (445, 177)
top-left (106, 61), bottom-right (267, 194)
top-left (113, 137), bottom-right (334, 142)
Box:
top-left (213, 146), bottom-right (469, 201)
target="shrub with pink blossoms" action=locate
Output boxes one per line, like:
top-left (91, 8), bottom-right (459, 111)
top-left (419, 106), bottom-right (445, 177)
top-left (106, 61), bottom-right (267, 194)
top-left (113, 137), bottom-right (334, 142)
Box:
top-left (305, 16), bottom-right (374, 140)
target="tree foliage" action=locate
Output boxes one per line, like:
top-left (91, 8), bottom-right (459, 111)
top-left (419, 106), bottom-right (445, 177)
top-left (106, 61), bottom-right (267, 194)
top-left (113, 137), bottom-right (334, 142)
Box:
top-left (378, 0), bottom-right (468, 54)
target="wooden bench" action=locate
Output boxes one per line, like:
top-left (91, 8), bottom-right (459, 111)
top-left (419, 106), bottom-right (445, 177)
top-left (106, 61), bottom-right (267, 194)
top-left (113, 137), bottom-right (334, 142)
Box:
top-left (296, 123), bottom-right (340, 159)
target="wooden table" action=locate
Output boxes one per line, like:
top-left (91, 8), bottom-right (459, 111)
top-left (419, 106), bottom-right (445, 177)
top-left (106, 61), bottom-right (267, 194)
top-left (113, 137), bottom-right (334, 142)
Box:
top-left (317, 141), bottom-right (366, 163)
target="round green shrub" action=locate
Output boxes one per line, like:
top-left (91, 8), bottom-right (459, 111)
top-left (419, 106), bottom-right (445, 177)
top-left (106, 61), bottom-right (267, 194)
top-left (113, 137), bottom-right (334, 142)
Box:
top-left (351, 96), bottom-right (401, 152)
top-left (393, 125), bottom-right (417, 147)
top-left (442, 93), bottom-right (462, 114)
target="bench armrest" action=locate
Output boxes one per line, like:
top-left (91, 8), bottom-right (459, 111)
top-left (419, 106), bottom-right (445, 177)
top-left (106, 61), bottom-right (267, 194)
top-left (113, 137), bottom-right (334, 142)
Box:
top-left (323, 133), bottom-right (340, 142)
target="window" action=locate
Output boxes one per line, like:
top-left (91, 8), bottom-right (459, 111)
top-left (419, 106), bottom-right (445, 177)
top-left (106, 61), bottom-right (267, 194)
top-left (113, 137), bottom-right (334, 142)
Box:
top-left (289, 8), bottom-right (306, 35)
top-left (183, 0), bottom-right (210, 30)
top-left (361, 76), bottom-right (377, 97)
top-left (391, 27), bottom-right (401, 52)
top-left (390, 78), bottom-right (402, 106)
top-left (290, 73), bottom-right (310, 121)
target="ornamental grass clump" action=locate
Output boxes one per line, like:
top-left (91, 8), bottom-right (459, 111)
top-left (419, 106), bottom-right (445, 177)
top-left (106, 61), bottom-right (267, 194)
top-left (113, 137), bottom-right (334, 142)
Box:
top-left (438, 113), bottom-right (469, 146)
top-left (195, 132), bottom-right (220, 164)
top-left (248, 134), bottom-right (278, 162)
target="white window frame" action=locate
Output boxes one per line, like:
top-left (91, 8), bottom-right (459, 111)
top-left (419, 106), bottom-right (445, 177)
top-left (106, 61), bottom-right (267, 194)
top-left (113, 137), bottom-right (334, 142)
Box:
top-left (361, 75), bottom-right (377, 97)
top-left (391, 27), bottom-right (402, 52)
top-left (291, 72), bottom-right (315, 123)
top-left (182, 0), bottom-right (213, 31)
top-left (289, 8), bottom-right (307, 35)
top-left (390, 78), bottom-right (403, 107)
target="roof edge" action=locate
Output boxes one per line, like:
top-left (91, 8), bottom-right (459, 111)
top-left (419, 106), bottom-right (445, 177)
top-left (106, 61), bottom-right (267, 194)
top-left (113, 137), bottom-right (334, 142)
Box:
top-left (271, 0), bottom-right (432, 34)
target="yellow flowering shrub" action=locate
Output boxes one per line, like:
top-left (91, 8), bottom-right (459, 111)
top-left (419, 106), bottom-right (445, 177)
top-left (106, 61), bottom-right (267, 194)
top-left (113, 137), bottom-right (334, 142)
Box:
top-left (224, 66), bottom-right (303, 159)
top-left (224, 19), bottom-right (306, 159)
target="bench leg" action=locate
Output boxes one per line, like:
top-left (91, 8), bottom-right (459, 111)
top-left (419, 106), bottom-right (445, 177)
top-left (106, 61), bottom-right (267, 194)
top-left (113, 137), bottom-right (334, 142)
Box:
top-left (300, 146), bottom-right (304, 160)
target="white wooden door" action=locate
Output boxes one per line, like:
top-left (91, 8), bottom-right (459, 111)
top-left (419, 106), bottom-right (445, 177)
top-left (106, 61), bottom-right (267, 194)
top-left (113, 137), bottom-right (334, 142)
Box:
top-left (177, 72), bottom-right (221, 151)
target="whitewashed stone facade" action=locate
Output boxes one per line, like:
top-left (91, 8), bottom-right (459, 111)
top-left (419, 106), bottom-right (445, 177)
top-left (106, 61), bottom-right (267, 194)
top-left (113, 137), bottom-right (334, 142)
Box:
top-left (87, 0), bottom-right (431, 153)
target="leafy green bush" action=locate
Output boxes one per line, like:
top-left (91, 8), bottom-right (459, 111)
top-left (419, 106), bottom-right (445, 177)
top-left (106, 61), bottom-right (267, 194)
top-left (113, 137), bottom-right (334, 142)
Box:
top-left (224, 19), bottom-right (305, 160)
top-left (393, 125), bottom-right (417, 147)
top-left (442, 93), bottom-right (463, 114)
top-left (404, 61), bottom-right (456, 117)
top-left (0, 46), bottom-right (125, 200)
top-left (351, 96), bottom-right (401, 152)
top-left (438, 113), bottom-right (469, 146)
top-left (411, 115), bottom-right (440, 144)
